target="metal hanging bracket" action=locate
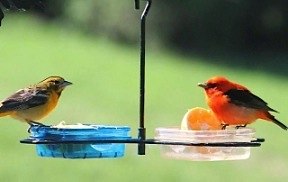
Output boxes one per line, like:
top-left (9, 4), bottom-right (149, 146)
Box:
top-left (136, 0), bottom-right (152, 155)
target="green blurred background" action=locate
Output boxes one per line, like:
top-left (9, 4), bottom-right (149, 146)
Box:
top-left (0, 0), bottom-right (288, 182)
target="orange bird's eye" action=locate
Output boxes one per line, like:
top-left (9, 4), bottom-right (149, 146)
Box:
top-left (207, 83), bottom-right (217, 88)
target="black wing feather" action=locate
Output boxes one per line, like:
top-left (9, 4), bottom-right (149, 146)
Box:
top-left (0, 88), bottom-right (48, 112)
top-left (224, 89), bottom-right (277, 112)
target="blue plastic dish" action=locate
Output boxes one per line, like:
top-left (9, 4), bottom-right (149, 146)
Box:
top-left (29, 125), bottom-right (131, 159)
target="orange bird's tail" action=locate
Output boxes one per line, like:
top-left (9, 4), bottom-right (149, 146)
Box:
top-left (266, 113), bottom-right (288, 130)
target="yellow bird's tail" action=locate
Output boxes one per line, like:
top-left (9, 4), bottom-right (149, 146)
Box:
top-left (0, 112), bottom-right (12, 117)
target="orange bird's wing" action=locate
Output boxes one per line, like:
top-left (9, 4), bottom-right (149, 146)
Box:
top-left (224, 89), bottom-right (278, 112)
top-left (0, 88), bottom-right (49, 112)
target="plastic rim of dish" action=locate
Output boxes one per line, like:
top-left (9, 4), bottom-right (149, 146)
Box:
top-left (29, 124), bottom-right (131, 159)
top-left (155, 126), bottom-right (255, 161)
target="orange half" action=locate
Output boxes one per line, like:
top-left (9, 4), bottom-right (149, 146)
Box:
top-left (181, 107), bottom-right (222, 154)
top-left (181, 107), bottom-right (222, 130)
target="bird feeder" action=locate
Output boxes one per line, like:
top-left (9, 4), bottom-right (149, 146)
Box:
top-left (20, 0), bottom-right (264, 161)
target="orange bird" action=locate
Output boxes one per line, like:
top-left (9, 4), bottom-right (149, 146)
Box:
top-left (0, 76), bottom-right (72, 127)
top-left (198, 76), bottom-right (287, 130)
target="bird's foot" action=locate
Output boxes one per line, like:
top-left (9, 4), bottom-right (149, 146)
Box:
top-left (27, 125), bottom-right (35, 133)
top-left (28, 121), bottom-right (45, 126)
top-left (27, 121), bottom-right (48, 133)
top-left (221, 123), bottom-right (229, 130)
top-left (235, 124), bottom-right (247, 129)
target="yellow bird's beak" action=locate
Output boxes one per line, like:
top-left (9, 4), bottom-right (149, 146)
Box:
top-left (59, 80), bottom-right (72, 88)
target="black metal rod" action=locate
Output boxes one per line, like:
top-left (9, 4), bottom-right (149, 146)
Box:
top-left (134, 0), bottom-right (140, 9)
top-left (138, 0), bottom-right (152, 155)
top-left (251, 138), bottom-right (265, 143)
top-left (20, 138), bottom-right (262, 147)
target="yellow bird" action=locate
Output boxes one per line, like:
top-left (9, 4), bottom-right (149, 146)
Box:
top-left (0, 76), bottom-right (72, 127)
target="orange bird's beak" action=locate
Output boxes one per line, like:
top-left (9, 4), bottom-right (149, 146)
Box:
top-left (198, 82), bottom-right (208, 89)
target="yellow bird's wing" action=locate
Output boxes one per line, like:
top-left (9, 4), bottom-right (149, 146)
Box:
top-left (0, 88), bottom-right (49, 112)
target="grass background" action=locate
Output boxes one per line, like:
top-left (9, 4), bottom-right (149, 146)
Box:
top-left (0, 14), bottom-right (287, 182)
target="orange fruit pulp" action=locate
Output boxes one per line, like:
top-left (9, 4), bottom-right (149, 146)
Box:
top-left (181, 107), bottom-right (222, 130)
top-left (181, 107), bottom-right (222, 154)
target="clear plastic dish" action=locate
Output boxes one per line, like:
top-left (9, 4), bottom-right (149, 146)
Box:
top-left (29, 125), bottom-right (131, 159)
top-left (155, 126), bottom-right (255, 161)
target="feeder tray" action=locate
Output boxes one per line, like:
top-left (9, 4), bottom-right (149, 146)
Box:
top-left (20, 125), bottom-right (264, 160)
top-left (155, 127), bottom-right (260, 161)
top-left (24, 125), bottom-right (131, 159)
top-left (20, 0), bottom-right (264, 161)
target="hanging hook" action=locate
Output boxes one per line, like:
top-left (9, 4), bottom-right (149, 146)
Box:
top-left (137, 0), bottom-right (152, 155)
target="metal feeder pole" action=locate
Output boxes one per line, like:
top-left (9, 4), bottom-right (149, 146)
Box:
top-left (136, 0), bottom-right (152, 155)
